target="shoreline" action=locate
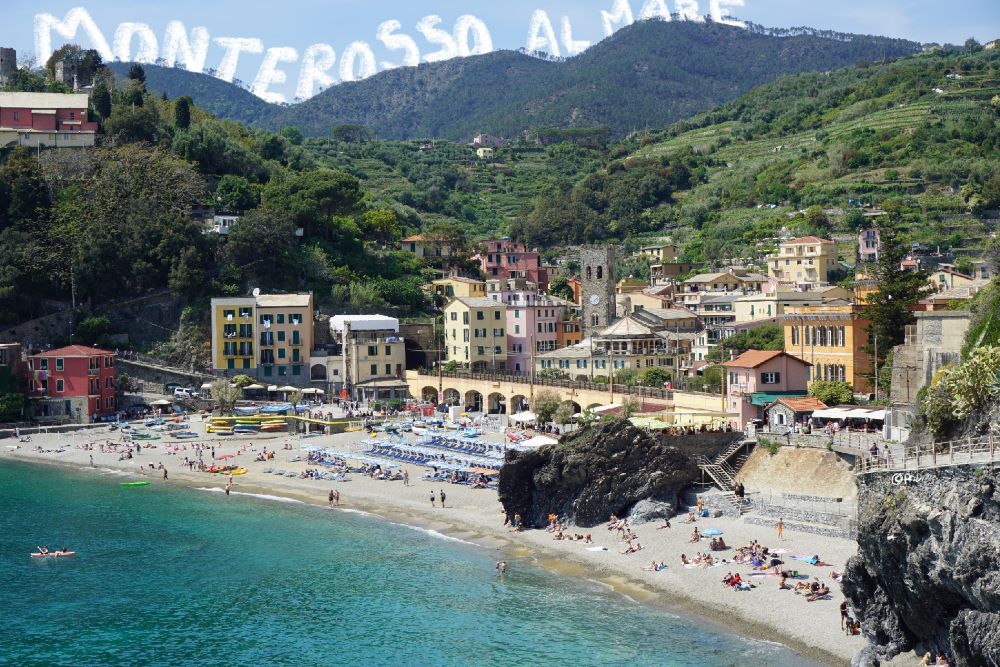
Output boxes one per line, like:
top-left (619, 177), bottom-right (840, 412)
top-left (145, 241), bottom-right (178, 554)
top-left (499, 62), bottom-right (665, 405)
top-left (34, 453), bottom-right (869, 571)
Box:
top-left (2, 427), bottom-right (860, 666)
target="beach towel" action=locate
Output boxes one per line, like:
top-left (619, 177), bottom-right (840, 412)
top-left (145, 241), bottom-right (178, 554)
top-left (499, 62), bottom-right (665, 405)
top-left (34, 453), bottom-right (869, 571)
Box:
top-left (702, 528), bottom-right (723, 536)
top-left (790, 555), bottom-right (819, 565)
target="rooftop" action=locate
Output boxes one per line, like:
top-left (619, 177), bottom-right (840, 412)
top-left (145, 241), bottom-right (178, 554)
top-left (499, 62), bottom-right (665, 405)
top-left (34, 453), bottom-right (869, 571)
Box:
top-left (433, 276), bottom-right (484, 285)
top-left (768, 396), bottom-right (828, 413)
top-left (451, 297), bottom-right (504, 309)
top-left (596, 316), bottom-right (656, 338)
top-left (256, 293), bottom-right (313, 308)
top-left (783, 236), bottom-right (835, 245)
top-left (722, 350), bottom-right (810, 368)
top-left (33, 344), bottom-right (113, 358)
top-left (0, 92), bottom-right (92, 109)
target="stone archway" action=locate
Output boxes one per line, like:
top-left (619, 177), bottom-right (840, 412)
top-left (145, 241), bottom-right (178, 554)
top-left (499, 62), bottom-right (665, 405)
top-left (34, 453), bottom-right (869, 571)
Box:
top-left (422, 386), bottom-right (439, 403)
top-left (464, 390), bottom-right (483, 413)
top-left (510, 394), bottom-right (528, 413)
top-left (443, 388), bottom-right (461, 406)
top-left (310, 364), bottom-right (327, 381)
top-left (561, 400), bottom-right (582, 415)
top-left (487, 392), bottom-right (506, 414)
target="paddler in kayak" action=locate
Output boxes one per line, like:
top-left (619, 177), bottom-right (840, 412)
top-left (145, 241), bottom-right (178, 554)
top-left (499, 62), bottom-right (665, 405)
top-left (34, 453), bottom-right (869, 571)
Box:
top-left (36, 545), bottom-right (49, 554)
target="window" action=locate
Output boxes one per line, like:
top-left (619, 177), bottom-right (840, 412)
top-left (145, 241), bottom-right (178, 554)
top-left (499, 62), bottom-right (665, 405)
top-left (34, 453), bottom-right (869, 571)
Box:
top-left (368, 345), bottom-right (377, 356)
top-left (476, 311), bottom-right (484, 320)
top-left (239, 307), bottom-right (252, 318)
top-left (56, 379), bottom-right (64, 392)
top-left (277, 365), bottom-right (285, 375)
top-left (224, 324), bottom-right (237, 337)
top-left (239, 324), bottom-right (252, 338)
top-left (291, 331), bottom-right (300, 345)
top-left (290, 314), bottom-right (302, 325)
top-left (761, 372), bottom-right (781, 384)
top-left (278, 348), bottom-right (286, 359)
top-left (243, 359), bottom-right (251, 369)
top-left (227, 359), bottom-right (235, 370)
top-left (514, 325), bottom-right (520, 334)
top-left (385, 364), bottom-right (391, 375)
top-left (463, 312), bottom-right (469, 324)
top-left (597, 266), bottom-right (603, 279)
top-left (385, 346), bottom-right (392, 356)
top-left (277, 331), bottom-right (286, 342)
top-left (277, 314), bottom-right (285, 324)
top-left (223, 309), bottom-right (235, 320)
top-left (791, 326), bottom-right (799, 346)
top-left (450, 312), bottom-right (457, 321)
top-left (370, 364), bottom-right (378, 375)
top-left (260, 314), bottom-right (273, 326)
top-left (56, 358), bottom-right (64, 371)
top-left (494, 311), bottom-right (500, 320)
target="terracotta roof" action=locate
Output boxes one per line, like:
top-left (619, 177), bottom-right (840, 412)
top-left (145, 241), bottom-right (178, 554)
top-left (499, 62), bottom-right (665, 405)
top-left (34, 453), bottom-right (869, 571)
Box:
top-left (785, 236), bottom-right (835, 244)
top-left (722, 350), bottom-right (810, 368)
top-left (769, 396), bottom-right (827, 413)
top-left (33, 344), bottom-right (113, 358)
top-left (401, 234), bottom-right (426, 242)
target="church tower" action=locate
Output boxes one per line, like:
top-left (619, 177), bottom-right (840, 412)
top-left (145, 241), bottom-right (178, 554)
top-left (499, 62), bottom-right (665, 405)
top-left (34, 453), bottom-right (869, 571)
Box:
top-left (579, 244), bottom-right (615, 336)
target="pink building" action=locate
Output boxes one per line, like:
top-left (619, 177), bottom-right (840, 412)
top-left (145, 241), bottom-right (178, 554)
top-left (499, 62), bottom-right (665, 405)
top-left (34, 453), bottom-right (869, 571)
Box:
top-left (722, 350), bottom-right (810, 428)
top-left (26, 344), bottom-right (116, 423)
top-left (478, 239), bottom-right (552, 289)
top-left (0, 92), bottom-right (97, 148)
top-left (487, 278), bottom-right (568, 374)
top-left (858, 227), bottom-right (880, 263)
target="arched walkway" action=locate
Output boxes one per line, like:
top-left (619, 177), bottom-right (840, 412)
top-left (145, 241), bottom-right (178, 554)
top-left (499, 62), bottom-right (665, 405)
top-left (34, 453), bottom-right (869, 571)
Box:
top-left (310, 364), bottom-right (327, 381)
top-left (443, 388), bottom-right (461, 406)
top-left (465, 390), bottom-right (483, 413)
top-left (487, 392), bottom-right (506, 414)
top-left (561, 400), bottom-right (582, 415)
top-left (422, 386), bottom-right (439, 403)
top-left (510, 394), bottom-right (528, 413)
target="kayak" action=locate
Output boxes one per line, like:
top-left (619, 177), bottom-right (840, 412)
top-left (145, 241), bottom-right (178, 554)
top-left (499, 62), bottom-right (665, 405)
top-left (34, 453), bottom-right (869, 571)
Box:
top-left (229, 468), bottom-right (247, 475)
top-left (31, 551), bottom-right (75, 558)
top-left (121, 481), bottom-right (150, 487)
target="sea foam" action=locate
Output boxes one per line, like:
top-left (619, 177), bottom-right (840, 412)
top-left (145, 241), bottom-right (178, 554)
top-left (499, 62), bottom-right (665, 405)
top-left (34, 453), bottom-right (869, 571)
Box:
top-left (195, 487), bottom-right (305, 504)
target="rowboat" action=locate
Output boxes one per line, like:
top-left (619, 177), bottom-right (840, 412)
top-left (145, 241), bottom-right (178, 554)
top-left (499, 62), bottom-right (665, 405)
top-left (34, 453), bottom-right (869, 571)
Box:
top-left (31, 551), bottom-right (75, 558)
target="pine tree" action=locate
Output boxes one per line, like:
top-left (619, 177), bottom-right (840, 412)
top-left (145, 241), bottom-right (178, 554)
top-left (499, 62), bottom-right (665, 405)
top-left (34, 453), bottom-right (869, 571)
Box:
top-left (174, 96), bottom-right (192, 130)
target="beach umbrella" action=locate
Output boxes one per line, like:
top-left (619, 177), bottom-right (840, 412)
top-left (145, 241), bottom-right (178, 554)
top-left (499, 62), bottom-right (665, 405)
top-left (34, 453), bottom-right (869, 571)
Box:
top-left (244, 384), bottom-right (266, 390)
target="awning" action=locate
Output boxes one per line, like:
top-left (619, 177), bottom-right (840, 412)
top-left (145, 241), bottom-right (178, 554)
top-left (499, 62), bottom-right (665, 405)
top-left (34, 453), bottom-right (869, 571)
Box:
top-left (149, 399), bottom-right (173, 406)
top-left (519, 435), bottom-right (558, 448)
top-left (812, 408), bottom-right (850, 419)
top-left (244, 383), bottom-right (266, 390)
top-left (591, 403), bottom-right (622, 414)
top-left (844, 408), bottom-right (886, 420)
top-left (509, 411), bottom-right (537, 424)
top-left (750, 392), bottom-right (806, 407)
top-left (300, 388), bottom-right (321, 394)
top-left (866, 409), bottom-right (886, 420)
top-left (277, 385), bottom-right (298, 392)
top-left (629, 416), bottom-right (671, 430)
top-left (354, 379), bottom-right (409, 388)
top-left (267, 385), bottom-right (279, 392)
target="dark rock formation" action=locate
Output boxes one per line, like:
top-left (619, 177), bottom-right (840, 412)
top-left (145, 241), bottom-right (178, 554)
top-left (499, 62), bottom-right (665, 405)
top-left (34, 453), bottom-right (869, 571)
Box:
top-left (843, 466), bottom-right (1000, 665)
top-left (497, 419), bottom-right (715, 528)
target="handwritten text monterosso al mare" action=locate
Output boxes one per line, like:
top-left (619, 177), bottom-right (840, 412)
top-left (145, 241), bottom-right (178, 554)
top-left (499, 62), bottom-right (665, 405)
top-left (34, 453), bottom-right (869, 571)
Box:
top-left (33, 1), bottom-right (746, 103)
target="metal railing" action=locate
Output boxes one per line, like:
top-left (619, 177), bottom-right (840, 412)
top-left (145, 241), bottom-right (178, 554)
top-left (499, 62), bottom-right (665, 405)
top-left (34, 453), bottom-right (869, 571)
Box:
top-left (855, 435), bottom-right (1000, 474)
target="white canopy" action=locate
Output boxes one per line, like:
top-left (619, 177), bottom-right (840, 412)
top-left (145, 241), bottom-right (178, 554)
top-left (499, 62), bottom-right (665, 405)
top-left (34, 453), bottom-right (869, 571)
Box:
top-left (244, 383), bottom-right (266, 390)
top-left (518, 435), bottom-right (559, 448)
top-left (277, 385), bottom-right (298, 392)
top-left (267, 385), bottom-right (279, 392)
top-left (509, 411), bottom-right (537, 424)
top-left (200, 383), bottom-right (213, 389)
top-left (149, 399), bottom-right (173, 406)
top-left (300, 388), bottom-right (320, 394)
top-left (592, 403), bottom-right (622, 414)
top-left (866, 410), bottom-right (886, 420)
top-left (812, 408), bottom-right (850, 419)
top-left (844, 408), bottom-right (886, 420)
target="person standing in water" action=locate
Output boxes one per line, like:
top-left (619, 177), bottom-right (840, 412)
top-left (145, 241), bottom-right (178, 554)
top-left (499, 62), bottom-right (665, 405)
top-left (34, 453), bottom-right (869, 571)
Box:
top-left (328, 490), bottom-right (335, 506)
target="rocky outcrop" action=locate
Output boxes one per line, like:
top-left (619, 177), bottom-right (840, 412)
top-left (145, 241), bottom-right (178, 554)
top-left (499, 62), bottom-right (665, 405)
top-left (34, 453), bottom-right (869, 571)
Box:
top-left (497, 419), bottom-right (707, 528)
top-left (843, 466), bottom-right (1000, 665)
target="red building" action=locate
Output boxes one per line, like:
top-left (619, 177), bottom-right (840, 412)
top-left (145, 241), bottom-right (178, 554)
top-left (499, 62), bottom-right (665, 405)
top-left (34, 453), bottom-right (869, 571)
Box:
top-left (26, 345), bottom-right (116, 423)
top-left (478, 239), bottom-right (552, 289)
top-left (0, 92), bottom-right (97, 149)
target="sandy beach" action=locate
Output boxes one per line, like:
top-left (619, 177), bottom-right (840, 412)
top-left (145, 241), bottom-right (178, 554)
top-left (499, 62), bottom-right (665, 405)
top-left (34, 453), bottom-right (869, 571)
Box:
top-left (2, 421), bottom-right (862, 665)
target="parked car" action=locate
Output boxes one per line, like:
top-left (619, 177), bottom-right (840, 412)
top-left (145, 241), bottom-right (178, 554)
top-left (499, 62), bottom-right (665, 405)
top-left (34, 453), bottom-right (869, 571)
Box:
top-left (173, 387), bottom-right (200, 399)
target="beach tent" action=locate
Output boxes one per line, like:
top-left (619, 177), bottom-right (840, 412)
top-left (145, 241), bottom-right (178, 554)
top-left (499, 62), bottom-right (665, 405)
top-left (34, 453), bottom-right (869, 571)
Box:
top-left (509, 411), bottom-right (537, 424)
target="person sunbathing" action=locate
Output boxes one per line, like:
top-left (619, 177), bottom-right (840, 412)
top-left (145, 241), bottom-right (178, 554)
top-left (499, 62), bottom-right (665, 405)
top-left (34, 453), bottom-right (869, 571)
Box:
top-left (687, 511), bottom-right (696, 523)
top-left (680, 554), bottom-right (690, 565)
top-left (807, 583), bottom-right (830, 601)
top-left (657, 518), bottom-right (671, 529)
top-left (584, 534), bottom-right (592, 543)
top-left (717, 537), bottom-right (727, 550)
top-left (689, 527), bottom-right (701, 542)
top-left (643, 561), bottom-right (659, 571)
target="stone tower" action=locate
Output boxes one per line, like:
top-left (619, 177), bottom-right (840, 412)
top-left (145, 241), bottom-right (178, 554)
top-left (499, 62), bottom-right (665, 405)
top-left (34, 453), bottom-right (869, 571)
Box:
top-left (0, 48), bottom-right (15, 88)
top-left (579, 244), bottom-right (616, 335)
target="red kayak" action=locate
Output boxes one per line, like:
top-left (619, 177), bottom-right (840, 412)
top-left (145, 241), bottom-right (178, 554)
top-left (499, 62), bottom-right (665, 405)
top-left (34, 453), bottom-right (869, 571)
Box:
top-left (30, 551), bottom-right (75, 558)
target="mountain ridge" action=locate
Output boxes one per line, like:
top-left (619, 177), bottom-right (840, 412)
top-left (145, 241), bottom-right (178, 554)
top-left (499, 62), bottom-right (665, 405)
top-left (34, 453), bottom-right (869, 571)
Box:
top-left (111, 20), bottom-right (920, 140)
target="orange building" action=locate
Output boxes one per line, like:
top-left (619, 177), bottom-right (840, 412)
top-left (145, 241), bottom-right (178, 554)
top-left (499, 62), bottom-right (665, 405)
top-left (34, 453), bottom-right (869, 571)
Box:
top-left (782, 304), bottom-right (872, 395)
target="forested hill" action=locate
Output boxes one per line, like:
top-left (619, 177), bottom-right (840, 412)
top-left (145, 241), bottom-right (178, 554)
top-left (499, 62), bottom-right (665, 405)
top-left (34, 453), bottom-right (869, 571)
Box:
top-left (106, 62), bottom-right (272, 125)
top-left (270, 20), bottom-right (920, 139)
top-left (117, 21), bottom-right (919, 140)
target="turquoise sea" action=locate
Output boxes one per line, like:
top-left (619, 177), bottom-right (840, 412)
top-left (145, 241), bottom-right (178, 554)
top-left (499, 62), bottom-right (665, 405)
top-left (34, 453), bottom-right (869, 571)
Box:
top-left (0, 461), bottom-right (821, 666)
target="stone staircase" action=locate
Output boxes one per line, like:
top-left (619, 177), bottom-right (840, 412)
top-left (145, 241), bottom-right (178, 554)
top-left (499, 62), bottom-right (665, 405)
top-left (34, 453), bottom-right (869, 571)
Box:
top-left (695, 439), bottom-right (755, 514)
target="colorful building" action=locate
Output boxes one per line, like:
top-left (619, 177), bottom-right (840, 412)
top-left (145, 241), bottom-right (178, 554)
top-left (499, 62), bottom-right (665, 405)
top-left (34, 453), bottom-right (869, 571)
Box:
top-left (477, 239), bottom-right (551, 288)
top-left (722, 350), bottom-right (810, 428)
top-left (400, 235), bottom-right (453, 260)
top-left (25, 345), bottom-right (116, 423)
top-left (443, 297), bottom-right (508, 371)
top-left (0, 92), bottom-right (97, 148)
top-left (858, 227), bottom-right (880, 263)
top-left (767, 236), bottom-right (839, 286)
top-left (210, 293), bottom-right (314, 385)
top-left (486, 278), bottom-right (570, 374)
top-left (782, 304), bottom-right (872, 394)
top-left (326, 315), bottom-right (408, 402)
top-left (431, 276), bottom-right (486, 302)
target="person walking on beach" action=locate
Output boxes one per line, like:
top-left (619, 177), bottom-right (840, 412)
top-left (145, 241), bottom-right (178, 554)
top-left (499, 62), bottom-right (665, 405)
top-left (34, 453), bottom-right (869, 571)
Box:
top-left (333, 489), bottom-right (340, 506)
top-left (211, 446), bottom-right (215, 460)
top-left (439, 489), bottom-right (446, 508)
top-left (403, 469), bottom-right (409, 486)
top-left (225, 481), bottom-right (232, 496)
top-left (162, 467), bottom-right (168, 480)
top-left (430, 491), bottom-right (436, 507)
top-left (90, 454), bottom-right (94, 467)
top-left (776, 517), bottom-right (784, 540)
top-left (329, 490), bottom-right (335, 507)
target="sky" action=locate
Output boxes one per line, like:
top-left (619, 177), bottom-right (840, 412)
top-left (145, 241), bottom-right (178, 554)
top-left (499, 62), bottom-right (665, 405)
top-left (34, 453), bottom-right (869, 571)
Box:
top-left (4, 1), bottom-right (999, 102)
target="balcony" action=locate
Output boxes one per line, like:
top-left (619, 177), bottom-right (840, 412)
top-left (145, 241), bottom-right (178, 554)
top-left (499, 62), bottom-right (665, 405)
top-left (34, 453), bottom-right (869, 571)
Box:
top-left (88, 367), bottom-right (99, 376)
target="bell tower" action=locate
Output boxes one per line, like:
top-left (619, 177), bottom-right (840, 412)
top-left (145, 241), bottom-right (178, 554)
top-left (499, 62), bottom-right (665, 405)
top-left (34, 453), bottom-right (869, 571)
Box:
top-left (579, 244), bottom-right (615, 336)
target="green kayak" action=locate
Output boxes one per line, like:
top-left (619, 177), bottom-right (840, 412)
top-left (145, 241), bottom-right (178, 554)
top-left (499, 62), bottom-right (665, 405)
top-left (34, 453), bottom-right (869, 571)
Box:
top-left (120, 481), bottom-right (150, 487)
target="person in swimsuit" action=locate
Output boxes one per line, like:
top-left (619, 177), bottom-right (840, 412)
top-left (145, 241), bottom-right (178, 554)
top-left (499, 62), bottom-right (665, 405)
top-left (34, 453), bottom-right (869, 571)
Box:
top-left (430, 491), bottom-right (436, 507)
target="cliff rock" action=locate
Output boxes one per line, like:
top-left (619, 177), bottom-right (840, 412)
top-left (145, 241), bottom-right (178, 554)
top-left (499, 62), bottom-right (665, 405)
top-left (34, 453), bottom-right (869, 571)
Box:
top-left (843, 466), bottom-right (1000, 665)
top-left (497, 419), bottom-right (705, 528)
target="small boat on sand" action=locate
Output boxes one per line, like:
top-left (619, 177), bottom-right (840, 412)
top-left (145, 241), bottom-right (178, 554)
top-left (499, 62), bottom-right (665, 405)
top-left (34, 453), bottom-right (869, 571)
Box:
top-left (31, 551), bottom-right (75, 558)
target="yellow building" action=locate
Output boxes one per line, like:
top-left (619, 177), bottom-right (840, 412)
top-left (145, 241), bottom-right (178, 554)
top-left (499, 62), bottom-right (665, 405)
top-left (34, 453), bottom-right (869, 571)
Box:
top-left (256, 293), bottom-right (314, 382)
top-left (432, 276), bottom-right (487, 300)
top-left (633, 242), bottom-right (678, 262)
top-left (782, 304), bottom-right (872, 394)
top-left (476, 147), bottom-right (495, 159)
top-left (767, 236), bottom-right (838, 285)
top-left (444, 297), bottom-right (507, 371)
top-left (732, 285), bottom-right (852, 323)
top-left (210, 293), bottom-right (314, 384)
top-left (210, 297), bottom-right (257, 372)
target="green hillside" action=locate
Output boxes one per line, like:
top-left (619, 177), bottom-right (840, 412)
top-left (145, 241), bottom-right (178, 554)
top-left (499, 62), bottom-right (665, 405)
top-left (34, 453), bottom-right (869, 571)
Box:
top-left (113, 21), bottom-right (918, 141)
top-left (106, 62), bottom-right (273, 125)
